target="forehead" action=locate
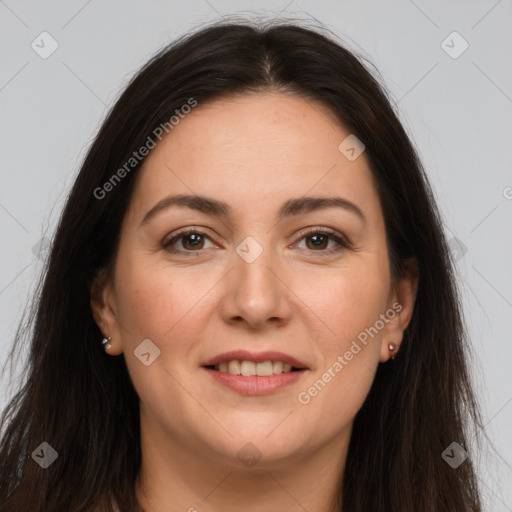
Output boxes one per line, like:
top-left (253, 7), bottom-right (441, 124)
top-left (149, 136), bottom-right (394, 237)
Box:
top-left (129, 92), bottom-right (381, 221)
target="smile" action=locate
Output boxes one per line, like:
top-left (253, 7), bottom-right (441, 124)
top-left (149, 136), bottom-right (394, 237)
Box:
top-left (206, 359), bottom-right (302, 376)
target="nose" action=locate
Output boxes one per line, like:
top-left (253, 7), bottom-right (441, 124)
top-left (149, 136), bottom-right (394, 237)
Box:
top-left (219, 244), bottom-right (293, 330)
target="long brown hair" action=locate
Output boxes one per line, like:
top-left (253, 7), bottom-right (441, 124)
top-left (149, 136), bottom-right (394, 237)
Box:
top-left (0, 19), bottom-right (483, 511)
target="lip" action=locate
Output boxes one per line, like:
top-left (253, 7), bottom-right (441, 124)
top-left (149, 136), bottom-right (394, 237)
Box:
top-left (201, 350), bottom-right (309, 369)
top-left (203, 367), bottom-right (308, 396)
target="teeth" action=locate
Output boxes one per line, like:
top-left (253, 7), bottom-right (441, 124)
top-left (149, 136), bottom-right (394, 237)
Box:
top-left (256, 361), bottom-right (273, 376)
top-left (273, 361), bottom-right (283, 374)
top-left (241, 360), bottom-right (256, 376)
top-left (213, 360), bottom-right (300, 376)
top-left (228, 360), bottom-right (240, 375)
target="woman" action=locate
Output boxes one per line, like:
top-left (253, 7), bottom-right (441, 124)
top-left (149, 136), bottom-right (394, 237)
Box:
top-left (0, 20), bottom-right (483, 511)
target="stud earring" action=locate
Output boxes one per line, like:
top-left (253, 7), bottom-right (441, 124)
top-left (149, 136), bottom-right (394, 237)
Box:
top-left (388, 342), bottom-right (398, 360)
top-left (101, 336), bottom-right (112, 351)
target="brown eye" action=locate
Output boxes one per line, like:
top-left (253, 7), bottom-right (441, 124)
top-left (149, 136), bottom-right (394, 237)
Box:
top-left (295, 228), bottom-right (351, 255)
top-left (305, 233), bottom-right (329, 250)
top-left (162, 230), bottom-right (216, 253)
top-left (181, 233), bottom-right (204, 250)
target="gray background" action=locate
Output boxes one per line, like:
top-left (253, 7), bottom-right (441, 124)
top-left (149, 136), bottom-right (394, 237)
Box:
top-left (1, 0), bottom-right (511, 509)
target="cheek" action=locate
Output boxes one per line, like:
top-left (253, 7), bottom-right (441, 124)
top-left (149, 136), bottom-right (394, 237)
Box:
top-left (293, 260), bottom-right (387, 415)
top-left (113, 250), bottom-right (221, 344)
top-left (304, 353), bottom-right (378, 436)
top-left (114, 269), bottom-right (171, 339)
top-left (296, 259), bottom-right (389, 345)
top-left (298, 287), bottom-right (382, 435)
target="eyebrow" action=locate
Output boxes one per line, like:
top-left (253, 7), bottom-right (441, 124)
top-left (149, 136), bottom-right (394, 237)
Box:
top-left (140, 194), bottom-right (367, 227)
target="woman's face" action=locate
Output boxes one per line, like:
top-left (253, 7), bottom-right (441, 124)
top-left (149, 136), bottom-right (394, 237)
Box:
top-left (92, 92), bottom-right (416, 469)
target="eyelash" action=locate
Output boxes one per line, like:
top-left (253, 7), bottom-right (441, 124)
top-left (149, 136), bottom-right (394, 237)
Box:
top-left (161, 227), bottom-right (352, 256)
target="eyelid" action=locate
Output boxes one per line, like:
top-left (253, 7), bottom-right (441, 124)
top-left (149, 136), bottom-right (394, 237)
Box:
top-left (161, 227), bottom-right (219, 251)
top-left (162, 225), bottom-right (354, 256)
top-left (293, 226), bottom-right (353, 253)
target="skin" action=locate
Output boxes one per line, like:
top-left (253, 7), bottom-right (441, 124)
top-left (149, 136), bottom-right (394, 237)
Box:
top-left (91, 92), bottom-right (418, 512)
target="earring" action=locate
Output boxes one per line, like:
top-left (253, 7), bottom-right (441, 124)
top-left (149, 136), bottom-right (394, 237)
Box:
top-left (388, 342), bottom-right (398, 360)
top-left (102, 336), bottom-right (112, 351)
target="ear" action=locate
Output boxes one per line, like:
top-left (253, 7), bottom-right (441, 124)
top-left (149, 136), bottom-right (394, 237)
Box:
top-left (90, 268), bottom-right (123, 355)
top-left (379, 258), bottom-right (419, 362)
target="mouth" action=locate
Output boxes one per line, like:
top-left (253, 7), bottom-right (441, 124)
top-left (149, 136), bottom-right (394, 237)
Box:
top-left (201, 350), bottom-right (309, 376)
top-left (200, 350), bottom-right (309, 396)
top-left (203, 363), bottom-right (305, 375)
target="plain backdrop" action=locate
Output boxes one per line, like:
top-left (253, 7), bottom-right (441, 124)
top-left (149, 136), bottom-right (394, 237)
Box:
top-left (1, 1), bottom-right (511, 510)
